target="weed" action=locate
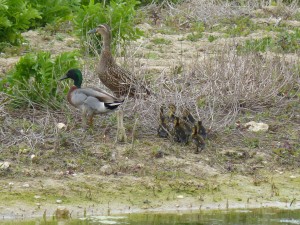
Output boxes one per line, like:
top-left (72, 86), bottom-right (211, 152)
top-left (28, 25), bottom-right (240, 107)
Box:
top-left (151, 38), bottom-right (172, 45)
top-left (186, 32), bottom-right (203, 42)
top-left (238, 29), bottom-right (300, 54)
top-left (214, 16), bottom-right (258, 37)
top-left (0, 51), bottom-right (80, 109)
top-left (147, 52), bottom-right (159, 59)
top-left (243, 137), bottom-right (260, 149)
top-left (55, 33), bottom-right (65, 41)
top-left (208, 35), bottom-right (217, 42)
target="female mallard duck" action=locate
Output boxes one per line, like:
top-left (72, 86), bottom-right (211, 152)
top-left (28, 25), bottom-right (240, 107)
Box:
top-left (60, 69), bottom-right (123, 127)
top-left (191, 125), bottom-right (205, 153)
top-left (88, 24), bottom-right (151, 142)
top-left (157, 105), bottom-right (169, 138)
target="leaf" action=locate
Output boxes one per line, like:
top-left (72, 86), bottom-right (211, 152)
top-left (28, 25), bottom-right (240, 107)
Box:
top-left (0, 0), bottom-right (8, 10)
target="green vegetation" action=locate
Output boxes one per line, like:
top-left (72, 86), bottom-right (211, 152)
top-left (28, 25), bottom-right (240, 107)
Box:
top-left (213, 16), bottom-right (258, 37)
top-left (30, 0), bottom-right (80, 28)
top-left (74, 0), bottom-right (143, 52)
top-left (151, 37), bottom-right (172, 45)
top-left (0, 0), bottom-right (41, 48)
top-left (238, 29), bottom-right (300, 53)
top-left (186, 32), bottom-right (203, 42)
top-left (0, 51), bottom-right (80, 109)
top-left (0, 0), bottom-right (143, 51)
top-left (208, 35), bottom-right (218, 42)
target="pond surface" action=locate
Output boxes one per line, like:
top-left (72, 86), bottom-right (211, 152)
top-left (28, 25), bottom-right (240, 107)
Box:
top-left (1, 208), bottom-right (300, 225)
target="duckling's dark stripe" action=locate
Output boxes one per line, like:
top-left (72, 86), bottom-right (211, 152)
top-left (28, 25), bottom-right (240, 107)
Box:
top-left (104, 102), bottom-right (121, 110)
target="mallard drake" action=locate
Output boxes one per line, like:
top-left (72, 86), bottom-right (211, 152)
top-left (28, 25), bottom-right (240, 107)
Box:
top-left (191, 125), bottom-right (205, 153)
top-left (173, 116), bottom-right (189, 144)
top-left (196, 120), bottom-right (207, 139)
top-left (59, 69), bottom-right (123, 127)
top-left (157, 105), bottom-right (169, 138)
top-left (88, 24), bottom-right (151, 142)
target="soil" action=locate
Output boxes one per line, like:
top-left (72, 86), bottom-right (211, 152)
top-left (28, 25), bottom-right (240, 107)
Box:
top-left (0, 6), bottom-right (300, 220)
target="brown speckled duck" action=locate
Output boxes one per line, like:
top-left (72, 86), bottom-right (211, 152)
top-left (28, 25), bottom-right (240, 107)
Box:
top-left (60, 69), bottom-right (123, 127)
top-left (88, 24), bottom-right (151, 142)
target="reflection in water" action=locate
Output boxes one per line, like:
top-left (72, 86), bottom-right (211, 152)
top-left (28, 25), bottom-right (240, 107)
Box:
top-left (0, 208), bottom-right (300, 225)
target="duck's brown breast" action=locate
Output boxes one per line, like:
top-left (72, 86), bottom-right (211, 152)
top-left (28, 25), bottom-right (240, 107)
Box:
top-left (67, 86), bottom-right (78, 107)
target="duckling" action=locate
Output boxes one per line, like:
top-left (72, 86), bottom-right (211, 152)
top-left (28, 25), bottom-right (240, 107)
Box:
top-left (196, 120), bottom-right (207, 139)
top-left (59, 69), bottom-right (123, 127)
top-left (191, 125), bottom-right (205, 154)
top-left (173, 116), bottom-right (189, 144)
top-left (157, 105), bottom-right (169, 138)
top-left (168, 103), bottom-right (177, 123)
top-left (182, 107), bottom-right (196, 124)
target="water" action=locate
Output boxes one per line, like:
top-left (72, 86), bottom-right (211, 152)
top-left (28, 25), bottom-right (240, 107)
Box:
top-left (1, 208), bottom-right (300, 225)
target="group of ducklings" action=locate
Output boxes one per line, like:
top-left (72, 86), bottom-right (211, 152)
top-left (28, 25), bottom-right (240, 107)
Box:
top-left (157, 104), bottom-right (207, 153)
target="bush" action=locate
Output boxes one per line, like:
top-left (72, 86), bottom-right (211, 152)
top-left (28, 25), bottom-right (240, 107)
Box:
top-left (73, 0), bottom-right (143, 52)
top-left (0, 51), bottom-right (80, 109)
top-left (30, 0), bottom-right (80, 28)
top-left (0, 0), bottom-right (41, 47)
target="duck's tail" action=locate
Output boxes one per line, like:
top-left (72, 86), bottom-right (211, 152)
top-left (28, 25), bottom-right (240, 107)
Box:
top-left (104, 100), bottom-right (123, 110)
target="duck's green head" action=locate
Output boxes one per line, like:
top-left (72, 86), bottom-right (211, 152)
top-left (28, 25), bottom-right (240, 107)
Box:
top-left (60, 69), bottom-right (83, 88)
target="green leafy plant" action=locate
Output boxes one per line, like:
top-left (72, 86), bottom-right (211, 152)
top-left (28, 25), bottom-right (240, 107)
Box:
top-left (30, 0), bottom-right (80, 28)
top-left (0, 0), bottom-right (41, 48)
top-left (73, 0), bottom-right (143, 52)
top-left (0, 51), bottom-right (80, 109)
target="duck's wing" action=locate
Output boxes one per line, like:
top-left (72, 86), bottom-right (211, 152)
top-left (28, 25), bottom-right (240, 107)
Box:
top-left (107, 64), bottom-right (151, 97)
top-left (76, 87), bottom-right (123, 103)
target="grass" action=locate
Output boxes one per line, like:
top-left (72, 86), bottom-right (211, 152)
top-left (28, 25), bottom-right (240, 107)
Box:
top-left (151, 38), bottom-right (172, 45)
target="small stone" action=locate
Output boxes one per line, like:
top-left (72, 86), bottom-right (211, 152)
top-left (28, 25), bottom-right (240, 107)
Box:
top-left (290, 175), bottom-right (297, 179)
top-left (100, 165), bottom-right (113, 175)
top-left (244, 121), bottom-right (269, 132)
top-left (56, 199), bottom-right (62, 204)
top-left (0, 161), bottom-right (10, 170)
top-left (34, 195), bottom-right (41, 199)
top-left (22, 183), bottom-right (30, 188)
top-left (177, 195), bottom-right (184, 199)
top-left (56, 123), bottom-right (66, 130)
